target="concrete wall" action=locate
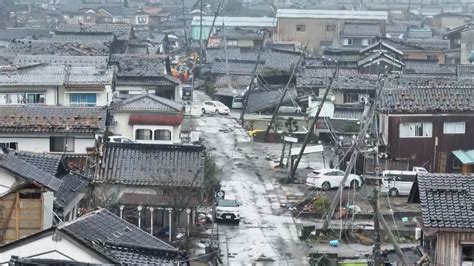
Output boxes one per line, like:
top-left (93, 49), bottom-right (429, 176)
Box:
top-left (0, 136), bottom-right (95, 154)
top-left (276, 18), bottom-right (341, 52)
top-left (0, 232), bottom-right (109, 264)
top-left (111, 113), bottom-right (181, 144)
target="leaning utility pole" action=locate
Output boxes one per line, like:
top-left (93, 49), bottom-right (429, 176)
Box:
top-left (204, 1), bottom-right (222, 48)
top-left (240, 30), bottom-right (266, 126)
top-left (289, 66), bottom-right (339, 179)
top-left (263, 55), bottom-right (303, 142)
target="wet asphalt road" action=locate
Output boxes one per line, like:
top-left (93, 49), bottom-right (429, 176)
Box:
top-left (191, 91), bottom-right (309, 265)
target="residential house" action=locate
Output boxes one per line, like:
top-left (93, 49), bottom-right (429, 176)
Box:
top-left (338, 22), bottom-right (383, 51)
top-left (91, 143), bottom-right (206, 241)
top-left (215, 27), bottom-right (265, 48)
top-left (109, 94), bottom-right (184, 144)
top-left (142, 6), bottom-right (170, 29)
top-left (191, 16), bottom-right (276, 42)
top-left (109, 54), bottom-right (182, 101)
top-left (0, 105), bottom-right (107, 154)
top-left (358, 41), bottom-right (405, 74)
top-left (431, 13), bottom-right (471, 33)
top-left (96, 6), bottom-right (149, 27)
top-left (443, 23), bottom-right (474, 64)
top-left (275, 9), bottom-right (388, 52)
top-left (0, 64), bottom-right (114, 107)
top-left (378, 86), bottom-right (474, 173)
top-left (55, 24), bottom-right (133, 53)
top-left (8, 150), bottom-right (89, 223)
top-left (408, 173), bottom-right (474, 265)
top-left (0, 209), bottom-right (186, 264)
top-left (0, 149), bottom-right (61, 244)
top-left (61, 9), bottom-right (97, 25)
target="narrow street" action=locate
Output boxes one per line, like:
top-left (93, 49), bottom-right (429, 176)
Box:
top-left (191, 91), bottom-right (309, 265)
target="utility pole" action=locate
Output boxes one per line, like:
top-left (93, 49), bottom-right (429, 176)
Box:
top-left (263, 55), bottom-right (303, 142)
top-left (199, 0), bottom-right (203, 72)
top-left (239, 50), bottom-right (262, 126)
top-left (289, 66), bottom-right (339, 179)
top-left (371, 187), bottom-right (382, 266)
top-left (182, 0), bottom-right (188, 49)
top-left (223, 17), bottom-right (228, 76)
top-left (204, 2), bottom-right (222, 49)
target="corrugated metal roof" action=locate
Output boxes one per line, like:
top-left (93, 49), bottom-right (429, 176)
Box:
top-left (191, 16), bottom-right (277, 27)
top-left (276, 9), bottom-right (388, 20)
top-left (452, 150), bottom-right (474, 165)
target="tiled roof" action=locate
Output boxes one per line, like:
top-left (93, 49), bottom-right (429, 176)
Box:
top-left (457, 64), bottom-right (474, 78)
top-left (261, 48), bottom-right (301, 72)
top-left (342, 23), bottom-right (382, 37)
top-left (59, 209), bottom-right (182, 264)
top-left (51, 34), bottom-right (115, 44)
top-left (0, 28), bottom-right (52, 41)
top-left (66, 67), bottom-right (114, 85)
top-left (56, 24), bottom-right (132, 41)
top-left (115, 76), bottom-right (179, 86)
top-left (379, 87), bottom-right (474, 113)
top-left (211, 60), bottom-right (262, 75)
top-left (0, 65), bottom-right (65, 86)
top-left (0, 151), bottom-right (62, 191)
top-left (109, 94), bottom-right (183, 113)
top-left (4, 39), bottom-right (110, 56)
top-left (55, 172), bottom-right (89, 210)
top-left (333, 106), bottom-right (364, 120)
top-left (332, 75), bottom-right (380, 91)
top-left (13, 151), bottom-right (62, 176)
top-left (246, 86), bottom-right (298, 113)
top-left (95, 143), bottom-right (206, 187)
top-left (14, 55), bottom-right (109, 68)
top-left (0, 106), bottom-right (107, 134)
top-left (296, 67), bottom-right (359, 88)
top-left (109, 54), bottom-right (167, 77)
top-left (404, 60), bottom-right (456, 75)
top-left (415, 174), bottom-right (474, 230)
top-left (205, 47), bottom-right (241, 63)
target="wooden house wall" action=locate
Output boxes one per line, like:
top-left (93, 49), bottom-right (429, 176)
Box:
top-left (0, 188), bottom-right (44, 245)
top-left (434, 231), bottom-right (474, 265)
top-left (387, 114), bottom-right (474, 172)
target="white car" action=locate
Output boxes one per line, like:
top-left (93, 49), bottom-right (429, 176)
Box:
top-left (109, 136), bottom-right (135, 143)
top-left (215, 199), bottom-right (240, 223)
top-left (306, 168), bottom-right (362, 191)
top-left (201, 101), bottom-right (230, 115)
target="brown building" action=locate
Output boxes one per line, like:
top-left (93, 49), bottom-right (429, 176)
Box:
top-left (379, 86), bottom-right (474, 173)
top-left (408, 173), bottom-right (474, 265)
top-left (275, 9), bottom-right (388, 52)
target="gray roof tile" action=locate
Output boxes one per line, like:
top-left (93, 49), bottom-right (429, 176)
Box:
top-left (55, 172), bottom-right (89, 209)
top-left (95, 143), bottom-right (205, 187)
top-left (0, 105), bottom-right (107, 134)
top-left (246, 86), bottom-right (298, 113)
top-left (56, 24), bottom-right (132, 41)
top-left (14, 55), bottom-right (108, 68)
top-left (0, 151), bottom-right (62, 191)
top-left (342, 23), bottom-right (382, 37)
top-left (415, 174), bottom-right (474, 230)
top-left (110, 94), bottom-right (183, 113)
top-left (60, 209), bottom-right (182, 264)
top-left (379, 87), bottom-right (474, 113)
top-left (13, 151), bottom-right (62, 176)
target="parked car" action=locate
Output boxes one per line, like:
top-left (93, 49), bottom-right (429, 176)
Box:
top-left (215, 199), bottom-right (240, 223)
top-left (306, 168), bottom-right (362, 191)
top-left (201, 101), bottom-right (230, 115)
top-left (109, 136), bottom-right (135, 143)
top-left (380, 170), bottom-right (417, 196)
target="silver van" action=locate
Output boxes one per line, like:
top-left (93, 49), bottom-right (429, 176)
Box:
top-left (380, 170), bottom-right (417, 196)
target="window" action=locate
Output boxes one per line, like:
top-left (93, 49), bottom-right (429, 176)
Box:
top-left (154, 129), bottom-right (172, 141)
top-left (135, 129), bottom-right (152, 140)
top-left (86, 15), bottom-right (92, 20)
top-left (296, 25), bottom-right (306, 32)
top-left (443, 121), bottom-right (465, 134)
top-left (462, 244), bottom-right (474, 263)
top-left (69, 93), bottom-right (97, 106)
top-left (399, 122), bottom-right (433, 138)
top-left (427, 55), bottom-right (438, 61)
top-left (50, 137), bottom-right (74, 152)
top-left (227, 40), bottom-right (238, 46)
top-left (361, 39), bottom-right (372, 47)
top-left (343, 93), bottom-right (359, 103)
top-left (0, 142), bottom-right (18, 150)
top-left (343, 38), bottom-right (353, 46)
top-left (26, 93), bottom-right (45, 104)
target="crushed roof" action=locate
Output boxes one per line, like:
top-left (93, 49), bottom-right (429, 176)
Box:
top-left (109, 54), bottom-right (168, 77)
top-left (95, 143), bottom-right (206, 187)
top-left (414, 174), bottom-right (474, 230)
top-left (59, 209), bottom-right (182, 264)
top-left (55, 172), bottom-right (89, 210)
top-left (109, 94), bottom-right (183, 113)
top-left (4, 39), bottom-right (110, 56)
top-left (0, 151), bottom-right (62, 191)
top-left (56, 24), bottom-right (132, 41)
top-left (0, 105), bottom-right (107, 134)
top-left (246, 86), bottom-right (298, 113)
